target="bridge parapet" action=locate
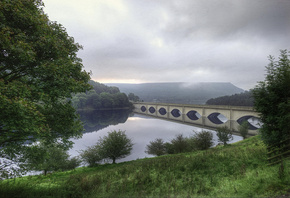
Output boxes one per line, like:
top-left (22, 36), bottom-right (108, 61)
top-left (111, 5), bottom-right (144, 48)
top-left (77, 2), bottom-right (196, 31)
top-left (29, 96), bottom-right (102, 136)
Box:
top-left (133, 102), bottom-right (260, 136)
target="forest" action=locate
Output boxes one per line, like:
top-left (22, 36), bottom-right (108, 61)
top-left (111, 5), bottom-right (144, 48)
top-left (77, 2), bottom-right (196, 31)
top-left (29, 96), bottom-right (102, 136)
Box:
top-left (71, 81), bottom-right (133, 110)
top-left (206, 91), bottom-right (254, 106)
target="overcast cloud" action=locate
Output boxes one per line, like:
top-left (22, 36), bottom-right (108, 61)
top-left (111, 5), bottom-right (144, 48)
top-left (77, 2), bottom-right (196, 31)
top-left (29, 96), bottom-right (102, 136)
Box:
top-left (43, 0), bottom-right (290, 90)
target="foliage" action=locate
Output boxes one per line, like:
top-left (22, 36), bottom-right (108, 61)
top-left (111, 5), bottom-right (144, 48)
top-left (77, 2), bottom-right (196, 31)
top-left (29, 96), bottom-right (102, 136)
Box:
top-left (170, 134), bottom-right (190, 154)
top-left (79, 145), bottom-right (102, 167)
top-left (156, 131), bottom-right (213, 155)
top-left (145, 138), bottom-right (166, 156)
top-left (206, 90), bottom-right (254, 106)
top-left (191, 130), bottom-right (214, 150)
top-left (63, 157), bottom-right (82, 171)
top-left (71, 80), bottom-right (132, 110)
top-left (128, 93), bottom-right (140, 102)
top-left (2, 136), bottom-right (290, 198)
top-left (0, 0), bottom-right (90, 158)
top-left (238, 121), bottom-right (249, 139)
top-left (252, 49), bottom-right (290, 145)
top-left (97, 130), bottom-right (133, 164)
top-left (216, 126), bottom-right (233, 145)
top-left (24, 143), bottom-right (80, 175)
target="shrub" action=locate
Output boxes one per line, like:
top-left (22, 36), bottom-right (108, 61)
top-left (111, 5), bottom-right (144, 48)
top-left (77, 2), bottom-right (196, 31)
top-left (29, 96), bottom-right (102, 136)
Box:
top-left (170, 134), bottom-right (190, 153)
top-left (64, 157), bottom-right (82, 170)
top-left (191, 130), bottom-right (214, 150)
top-left (79, 146), bottom-right (102, 167)
top-left (216, 126), bottom-right (233, 145)
top-left (164, 142), bottom-right (174, 154)
top-left (145, 138), bottom-right (166, 156)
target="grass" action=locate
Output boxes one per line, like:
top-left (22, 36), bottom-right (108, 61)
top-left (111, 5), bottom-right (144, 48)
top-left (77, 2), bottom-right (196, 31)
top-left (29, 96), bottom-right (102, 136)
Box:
top-left (1, 135), bottom-right (289, 197)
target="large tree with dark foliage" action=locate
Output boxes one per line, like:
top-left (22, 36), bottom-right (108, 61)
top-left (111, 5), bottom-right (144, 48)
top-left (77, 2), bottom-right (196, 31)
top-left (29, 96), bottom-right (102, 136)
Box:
top-left (0, 0), bottom-right (91, 153)
top-left (253, 50), bottom-right (290, 145)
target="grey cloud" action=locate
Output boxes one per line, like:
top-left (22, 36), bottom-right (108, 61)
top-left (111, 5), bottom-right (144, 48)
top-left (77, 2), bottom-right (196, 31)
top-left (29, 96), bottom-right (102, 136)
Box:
top-left (43, 0), bottom-right (290, 90)
top-left (156, 0), bottom-right (290, 42)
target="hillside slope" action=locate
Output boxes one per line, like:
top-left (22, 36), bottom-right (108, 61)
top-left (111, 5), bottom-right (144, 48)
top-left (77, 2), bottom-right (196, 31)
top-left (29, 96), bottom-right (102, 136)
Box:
top-left (106, 82), bottom-right (244, 104)
top-left (1, 136), bottom-right (289, 197)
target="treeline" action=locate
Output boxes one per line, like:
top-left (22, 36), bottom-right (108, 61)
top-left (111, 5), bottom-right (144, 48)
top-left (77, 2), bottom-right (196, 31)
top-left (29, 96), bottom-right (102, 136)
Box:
top-left (71, 81), bottom-right (133, 110)
top-left (206, 91), bottom-right (254, 106)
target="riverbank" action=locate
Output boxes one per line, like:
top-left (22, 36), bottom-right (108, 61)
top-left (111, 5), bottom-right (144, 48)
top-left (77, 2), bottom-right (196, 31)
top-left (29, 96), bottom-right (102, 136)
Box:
top-left (1, 135), bottom-right (289, 197)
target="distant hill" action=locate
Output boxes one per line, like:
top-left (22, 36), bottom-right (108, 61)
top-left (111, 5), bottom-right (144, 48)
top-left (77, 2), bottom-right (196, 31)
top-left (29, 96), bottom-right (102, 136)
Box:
top-left (206, 91), bottom-right (254, 106)
top-left (105, 82), bottom-right (244, 104)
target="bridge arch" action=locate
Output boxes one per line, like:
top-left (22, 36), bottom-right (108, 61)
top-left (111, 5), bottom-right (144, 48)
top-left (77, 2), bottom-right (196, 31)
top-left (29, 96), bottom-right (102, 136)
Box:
top-left (158, 107), bottom-right (167, 115)
top-left (171, 109), bottom-right (181, 118)
top-left (149, 107), bottom-right (156, 114)
top-left (141, 106), bottom-right (146, 112)
top-left (207, 112), bottom-right (228, 124)
top-left (237, 116), bottom-right (261, 130)
top-left (186, 110), bottom-right (201, 121)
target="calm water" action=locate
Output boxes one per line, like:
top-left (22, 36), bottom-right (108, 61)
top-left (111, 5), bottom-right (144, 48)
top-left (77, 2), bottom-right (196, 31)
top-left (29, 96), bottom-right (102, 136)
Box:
top-left (70, 110), bottom-right (243, 163)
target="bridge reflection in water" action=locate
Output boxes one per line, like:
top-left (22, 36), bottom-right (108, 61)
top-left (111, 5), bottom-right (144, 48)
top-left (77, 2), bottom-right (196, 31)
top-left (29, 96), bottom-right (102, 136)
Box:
top-left (133, 102), bottom-right (261, 136)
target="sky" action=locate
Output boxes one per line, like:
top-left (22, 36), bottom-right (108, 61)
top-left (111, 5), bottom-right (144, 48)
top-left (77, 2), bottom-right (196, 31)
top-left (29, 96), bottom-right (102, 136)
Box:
top-left (42, 0), bottom-right (290, 90)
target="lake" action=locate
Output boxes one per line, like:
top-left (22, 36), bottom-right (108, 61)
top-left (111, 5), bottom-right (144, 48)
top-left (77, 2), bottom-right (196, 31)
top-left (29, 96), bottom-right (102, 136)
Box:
top-left (70, 110), bottom-right (243, 163)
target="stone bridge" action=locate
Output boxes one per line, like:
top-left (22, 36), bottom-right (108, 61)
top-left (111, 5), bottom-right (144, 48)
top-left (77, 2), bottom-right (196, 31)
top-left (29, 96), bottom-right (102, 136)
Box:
top-left (133, 102), bottom-right (261, 136)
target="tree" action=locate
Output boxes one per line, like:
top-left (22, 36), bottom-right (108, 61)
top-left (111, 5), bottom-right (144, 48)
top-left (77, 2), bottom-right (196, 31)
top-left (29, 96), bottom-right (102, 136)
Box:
top-left (238, 121), bottom-right (249, 139)
top-left (0, 0), bottom-right (91, 152)
top-left (98, 130), bottom-right (133, 164)
top-left (191, 130), bottom-right (214, 150)
top-left (79, 145), bottom-right (102, 167)
top-left (253, 50), bottom-right (290, 145)
top-left (170, 134), bottom-right (189, 153)
top-left (145, 138), bottom-right (166, 156)
top-left (25, 143), bottom-right (79, 175)
top-left (216, 126), bottom-right (233, 145)
top-left (128, 93), bottom-right (140, 102)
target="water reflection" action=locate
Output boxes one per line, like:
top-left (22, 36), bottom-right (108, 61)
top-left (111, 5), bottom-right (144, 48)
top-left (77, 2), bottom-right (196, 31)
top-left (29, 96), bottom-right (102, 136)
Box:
top-left (77, 109), bottom-right (132, 133)
top-left (70, 110), bottom-right (243, 163)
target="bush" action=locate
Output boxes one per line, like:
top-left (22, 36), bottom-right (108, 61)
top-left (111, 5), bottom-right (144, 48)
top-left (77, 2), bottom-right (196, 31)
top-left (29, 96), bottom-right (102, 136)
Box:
top-left (164, 142), bottom-right (174, 154)
top-left (79, 146), bottom-right (102, 167)
top-left (64, 157), bottom-right (82, 170)
top-left (170, 134), bottom-right (190, 154)
top-left (216, 126), bottom-right (233, 145)
top-left (191, 130), bottom-right (214, 150)
top-left (145, 138), bottom-right (166, 156)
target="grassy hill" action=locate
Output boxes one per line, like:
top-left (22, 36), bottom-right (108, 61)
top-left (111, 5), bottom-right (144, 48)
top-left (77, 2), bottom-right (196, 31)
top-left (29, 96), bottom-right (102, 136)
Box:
top-left (106, 82), bottom-right (244, 104)
top-left (1, 136), bottom-right (289, 197)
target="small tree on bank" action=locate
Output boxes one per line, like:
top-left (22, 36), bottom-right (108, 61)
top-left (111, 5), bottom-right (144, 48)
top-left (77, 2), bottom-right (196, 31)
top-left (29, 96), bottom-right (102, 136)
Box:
top-left (191, 130), bottom-right (214, 150)
top-left (216, 126), bottom-right (233, 145)
top-left (170, 134), bottom-right (189, 154)
top-left (145, 138), bottom-right (166, 156)
top-left (98, 130), bottom-right (133, 164)
top-left (25, 143), bottom-right (81, 175)
top-left (79, 145), bottom-right (103, 167)
top-left (253, 49), bottom-right (290, 146)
